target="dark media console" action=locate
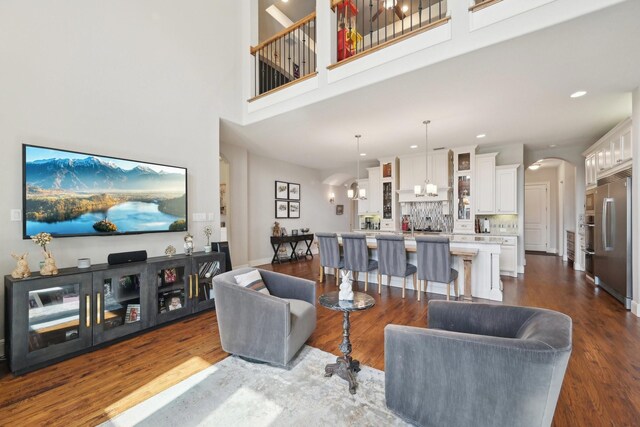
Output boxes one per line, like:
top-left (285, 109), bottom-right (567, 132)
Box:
top-left (4, 251), bottom-right (225, 375)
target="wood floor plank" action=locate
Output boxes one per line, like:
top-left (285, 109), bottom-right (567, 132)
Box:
top-left (0, 254), bottom-right (638, 426)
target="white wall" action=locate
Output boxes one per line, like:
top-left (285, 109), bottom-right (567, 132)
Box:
top-left (0, 1), bottom-right (243, 340)
top-left (247, 153), bottom-right (352, 265)
top-left (219, 142), bottom-right (250, 268)
top-left (525, 167), bottom-right (559, 253)
top-left (632, 87), bottom-right (640, 317)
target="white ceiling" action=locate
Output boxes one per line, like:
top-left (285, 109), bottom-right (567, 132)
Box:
top-left (228, 1), bottom-right (640, 171)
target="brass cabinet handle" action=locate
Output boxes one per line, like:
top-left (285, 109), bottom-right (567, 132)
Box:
top-left (195, 275), bottom-right (199, 298)
top-left (189, 275), bottom-right (193, 298)
top-left (96, 293), bottom-right (101, 325)
top-left (86, 295), bottom-right (91, 328)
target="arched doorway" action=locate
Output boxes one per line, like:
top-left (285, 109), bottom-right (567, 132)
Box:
top-left (219, 155), bottom-right (230, 242)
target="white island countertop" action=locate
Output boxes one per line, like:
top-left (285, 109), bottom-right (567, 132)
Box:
top-left (334, 233), bottom-right (502, 301)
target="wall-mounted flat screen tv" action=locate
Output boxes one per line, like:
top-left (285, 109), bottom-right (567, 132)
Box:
top-left (23, 144), bottom-right (187, 238)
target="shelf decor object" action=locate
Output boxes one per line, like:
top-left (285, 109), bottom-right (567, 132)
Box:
top-left (415, 120), bottom-right (438, 197)
top-left (347, 135), bottom-right (367, 200)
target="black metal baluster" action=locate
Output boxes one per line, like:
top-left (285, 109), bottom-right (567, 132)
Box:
top-left (410, 0), bottom-right (413, 32)
top-left (384, 0), bottom-right (388, 43)
top-left (303, 23), bottom-right (307, 76)
top-left (419, 0), bottom-right (423, 27)
top-left (314, 17), bottom-right (316, 72)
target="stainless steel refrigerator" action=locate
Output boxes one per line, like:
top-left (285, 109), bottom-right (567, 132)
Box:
top-left (594, 172), bottom-right (632, 309)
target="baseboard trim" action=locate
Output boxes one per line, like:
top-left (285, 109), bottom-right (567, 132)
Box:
top-left (249, 257), bottom-right (273, 267)
top-left (632, 301), bottom-right (640, 317)
top-left (547, 248), bottom-right (558, 254)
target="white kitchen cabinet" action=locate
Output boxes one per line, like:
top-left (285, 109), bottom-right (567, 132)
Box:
top-left (495, 165), bottom-right (518, 214)
top-left (453, 145), bottom-right (477, 234)
top-left (499, 236), bottom-right (518, 277)
top-left (399, 151), bottom-right (451, 191)
top-left (621, 127), bottom-right (632, 161)
top-left (367, 167), bottom-right (381, 215)
top-left (357, 179), bottom-right (369, 215)
top-left (583, 117), bottom-right (632, 185)
top-left (585, 154), bottom-right (597, 188)
top-left (475, 153), bottom-right (497, 214)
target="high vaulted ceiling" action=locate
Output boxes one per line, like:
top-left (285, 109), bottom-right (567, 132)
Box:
top-left (228, 0), bottom-right (640, 171)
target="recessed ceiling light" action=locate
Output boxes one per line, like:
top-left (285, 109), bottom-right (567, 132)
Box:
top-left (360, 153), bottom-right (367, 157)
top-left (549, 144), bottom-right (557, 148)
top-left (476, 134), bottom-right (486, 139)
top-left (282, 0), bottom-right (289, 3)
top-left (570, 91), bottom-right (587, 98)
top-left (402, 5), bottom-right (409, 12)
top-left (410, 145), bottom-right (418, 149)
top-left (528, 164), bottom-right (541, 171)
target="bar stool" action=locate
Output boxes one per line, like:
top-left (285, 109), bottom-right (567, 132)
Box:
top-left (341, 233), bottom-right (378, 292)
top-left (316, 232), bottom-right (344, 287)
top-left (415, 236), bottom-right (459, 301)
top-left (376, 234), bottom-right (417, 299)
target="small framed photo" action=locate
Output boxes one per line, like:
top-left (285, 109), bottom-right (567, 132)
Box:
top-left (275, 181), bottom-right (288, 200)
top-left (275, 200), bottom-right (288, 218)
top-left (336, 204), bottom-right (344, 215)
top-left (291, 229), bottom-right (299, 236)
top-left (288, 201), bottom-right (300, 218)
top-left (288, 183), bottom-right (300, 200)
top-left (280, 227), bottom-right (288, 236)
top-left (125, 304), bottom-right (141, 323)
top-left (164, 268), bottom-right (177, 284)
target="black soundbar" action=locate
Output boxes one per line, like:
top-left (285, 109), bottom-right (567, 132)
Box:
top-left (108, 250), bottom-right (148, 265)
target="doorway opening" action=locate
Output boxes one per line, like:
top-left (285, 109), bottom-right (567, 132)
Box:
top-left (524, 158), bottom-right (577, 265)
top-left (219, 155), bottom-right (230, 242)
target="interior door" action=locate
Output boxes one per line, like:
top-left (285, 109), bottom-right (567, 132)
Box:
top-left (524, 184), bottom-right (548, 251)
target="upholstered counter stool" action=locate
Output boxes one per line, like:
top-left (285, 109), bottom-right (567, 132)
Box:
top-left (376, 234), bottom-right (417, 299)
top-left (316, 232), bottom-right (343, 287)
top-left (342, 233), bottom-right (378, 292)
top-left (415, 236), bottom-right (458, 301)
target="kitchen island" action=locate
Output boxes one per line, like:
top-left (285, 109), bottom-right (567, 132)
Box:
top-left (331, 233), bottom-right (503, 301)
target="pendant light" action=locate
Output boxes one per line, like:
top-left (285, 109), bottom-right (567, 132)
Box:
top-left (414, 120), bottom-right (438, 197)
top-left (348, 134), bottom-right (367, 200)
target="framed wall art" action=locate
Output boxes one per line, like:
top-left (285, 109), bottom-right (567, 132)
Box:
top-left (288, 201), bottom-right (300, 218)
top-left (288, 183), bottom-right (300, 200)
top-left (275, 181), bottom-right (288, 200)
top-left (275, 200), bottom-right (288, 218)
top-left (336, 204), bottom-right (344, 215)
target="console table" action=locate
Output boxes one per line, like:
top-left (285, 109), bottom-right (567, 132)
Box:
top-left (270, 234), bottom-right (314, 264)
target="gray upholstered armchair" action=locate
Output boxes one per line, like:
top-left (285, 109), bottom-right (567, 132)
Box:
top-left (385, 301), bottom-right (572, 427)
top-left (213, 268), bottom-right (316, 366)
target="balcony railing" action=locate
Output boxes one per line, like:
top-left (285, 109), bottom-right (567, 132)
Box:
top-left (250, 12), bottom-right (317, 100)
top-left (332, 0), bottom-right (448, 65)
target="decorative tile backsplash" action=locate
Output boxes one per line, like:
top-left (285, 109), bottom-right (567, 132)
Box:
top-left (401, 201), bottom-right (453, 232)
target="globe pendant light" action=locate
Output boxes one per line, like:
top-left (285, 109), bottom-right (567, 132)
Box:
top-left (415, 120), bottom-right (438, 197)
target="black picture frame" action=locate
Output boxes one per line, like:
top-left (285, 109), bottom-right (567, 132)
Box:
top-left (288, 183), bottom-right (300, 200)
top-left (288, 201), bottom-right (300, 218)
top-left (275, 181), bottom-right (288, 200)
top-left (336, 204), bottom-right (344, 215)
top-left (275, 200), bottom-right (288, 218)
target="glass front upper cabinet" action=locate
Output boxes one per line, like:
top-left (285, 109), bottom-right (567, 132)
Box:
top-left (382, 181), bottom-right (392, 219)
top-left (457, 153), bottom-right (471, 172)
top-left (457, 175), bottom-right (471, 220)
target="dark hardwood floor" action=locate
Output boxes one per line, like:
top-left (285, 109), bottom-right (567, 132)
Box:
top-left (1, 254), bottom-right (638, 426)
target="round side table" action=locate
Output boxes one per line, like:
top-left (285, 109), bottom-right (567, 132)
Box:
top-left (318, 291), bottom-right (375, 394)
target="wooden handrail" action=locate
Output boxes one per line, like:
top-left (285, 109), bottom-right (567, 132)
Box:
top-left (327, 17), bottom-right (450, 70)
top-left (469, 0), bottom-right (504, 12)
top-left (330, 0), bottom-right (343, 10)
top-left (250, 12), bottom-right (317, 55)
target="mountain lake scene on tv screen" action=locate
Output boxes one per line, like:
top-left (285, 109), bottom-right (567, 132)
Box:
top-left (25, 146), bottom-right (187, 236)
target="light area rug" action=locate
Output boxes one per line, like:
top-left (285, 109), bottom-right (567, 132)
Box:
top-left (100, 345), bottom-right (412, 427)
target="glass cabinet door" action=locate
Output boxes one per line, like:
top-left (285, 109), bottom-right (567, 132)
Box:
top-left (154, 258), bottom-right (191, 324)
top-left (457, 175), bottom-right (471, 220)
top-left (192, 253), bottom-right (225, 313)
top-left (382, 182), bottom-right (392, 219)
top-left (92, 265), bottom-right (147, 345)
top-left (16, 274), bottom-right (93, 373)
